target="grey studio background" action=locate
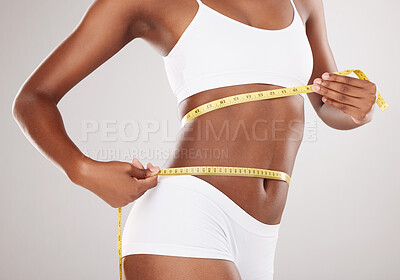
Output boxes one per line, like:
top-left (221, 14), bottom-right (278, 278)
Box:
top-left (1, 0), bottom-right (399, 279)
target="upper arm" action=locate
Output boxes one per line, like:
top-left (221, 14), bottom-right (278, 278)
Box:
top-left (302, 0), bottom-right (338, 114)
top-left (18, 0), bottom-right (149, 103)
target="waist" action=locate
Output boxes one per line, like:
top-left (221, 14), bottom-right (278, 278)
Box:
top-left (171, 84), bottom-right (305, 169)
top-left (164, 128), bottom-right (302, 185)
top-left (178, 83), bottom-right (302, 119)
top-left (162, 86), bottom-right (305, 188)
top-left (161, 84), bottom-right (305, 224)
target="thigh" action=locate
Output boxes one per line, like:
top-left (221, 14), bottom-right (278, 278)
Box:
top-left (123, 254), bottom-right (242, 280)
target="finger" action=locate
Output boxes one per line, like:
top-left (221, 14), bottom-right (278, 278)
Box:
top-left (312, 82), bottom-right (363, 107)
top-left (146, 162), bottom-right (160, 174)
top-left (322, 97), bottom-right (360, 117)
top-left (130, 166), bottom-right (160, 179)
top-left (136, 175), bottom-right (159, 192)
top-left (127, 160), bottom-right (159, 179)
top-left (131, 157), bottom-right (144, 169)
top-left (134, 189), bottom-right (147, 201)
top-left (321, 72), bottom-right (369, 88)
top-left (127, 164), bottom-right (147, 179)
top-left (146, 162), bottom-right (159, 172)
top-left (314, 78), bottom-right (365, 98)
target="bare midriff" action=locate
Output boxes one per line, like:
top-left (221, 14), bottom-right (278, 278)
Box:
top-left (162, 83), bottom-right (305, 225)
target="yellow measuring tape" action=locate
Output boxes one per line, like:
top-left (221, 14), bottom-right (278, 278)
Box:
top-left (158, 166), bottom-right (291, 183)
top-left (116, 69), bottom-right (388, 279)
top-left (182, 69), bottom-right (388, 127)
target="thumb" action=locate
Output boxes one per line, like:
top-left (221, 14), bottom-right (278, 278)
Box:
top-left (131, 157), bottom-right (144, 169)
top-left (146, 162), bottom-right (160, 176)
top-left (128, 163), bottom-right (160, 179)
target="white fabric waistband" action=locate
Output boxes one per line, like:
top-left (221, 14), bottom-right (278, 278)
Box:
top-left (158, 175), bottom-right (280, 237)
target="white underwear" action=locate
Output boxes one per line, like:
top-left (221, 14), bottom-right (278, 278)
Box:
top-left (122, 175), bottom-right (280, 280)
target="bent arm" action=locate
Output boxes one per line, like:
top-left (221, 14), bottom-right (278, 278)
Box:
top-left (303, 0), bottom-right (369, 130)
top-left (12, 0), bottom-right (148, 182)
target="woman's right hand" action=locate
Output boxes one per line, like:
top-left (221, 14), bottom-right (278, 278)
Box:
top-left (12, 0), bottom-right (159, 209)
top-left (71, 157), bottom-right (160, 208)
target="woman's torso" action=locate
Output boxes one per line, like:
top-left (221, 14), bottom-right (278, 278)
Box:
top-left (141, 0), bottom-right (313, 224)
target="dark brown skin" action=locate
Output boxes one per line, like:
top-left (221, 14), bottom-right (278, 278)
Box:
top-left (12, 0), bottom-right (378, 279)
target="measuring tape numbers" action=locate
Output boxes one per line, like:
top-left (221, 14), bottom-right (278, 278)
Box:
top-left (181, 70), bottom-right (388, 127)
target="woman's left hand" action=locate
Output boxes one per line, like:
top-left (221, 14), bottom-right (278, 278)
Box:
top-left (312, 72), bottom-right (377, 124)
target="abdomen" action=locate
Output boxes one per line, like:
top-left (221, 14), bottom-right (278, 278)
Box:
top-left (163, 83), bottom-right (305, 224)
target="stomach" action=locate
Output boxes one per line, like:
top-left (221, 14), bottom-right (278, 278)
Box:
top-left (162, 83), bottom-right (305, 225)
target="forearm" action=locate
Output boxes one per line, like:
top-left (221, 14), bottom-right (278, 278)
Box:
top-left (12, 91), bottom-right (88, 181)
top-left (12, 90), bottom-right (160, 209)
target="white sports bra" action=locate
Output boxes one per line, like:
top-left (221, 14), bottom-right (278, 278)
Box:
top-left (163, 0), bottom-right (314, 104)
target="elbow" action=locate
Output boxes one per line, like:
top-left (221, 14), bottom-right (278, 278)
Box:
top-left (12, 91), bottom-right (28, 125)
top-left (12, 90), bottom-right (36, 126)
top-left (12, 89), bottom-right (53, 126)
top-left (327, 123), bottom-right (360, 131)
top-left (317, 114), bottom-right (365, 131)
top-left (316, 104), bottom-right (368, 130)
